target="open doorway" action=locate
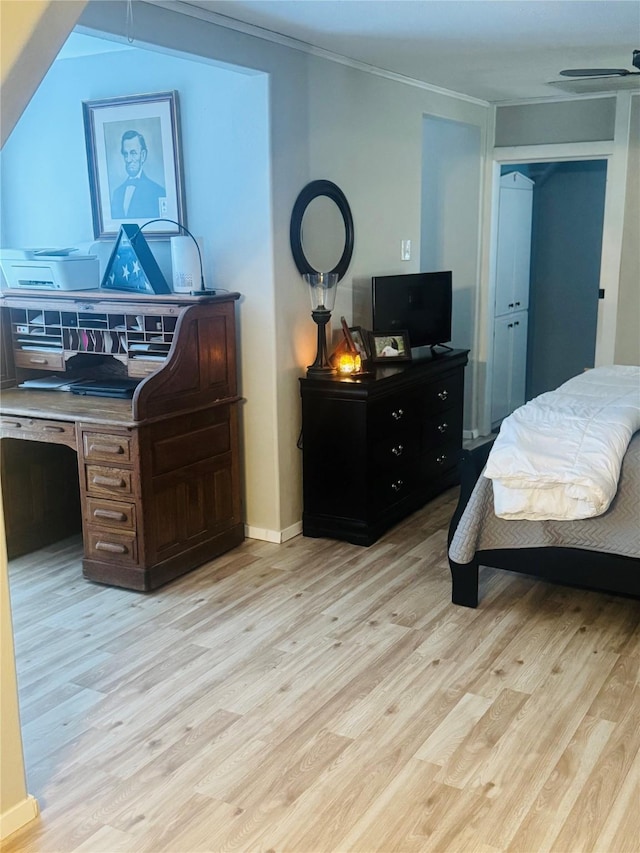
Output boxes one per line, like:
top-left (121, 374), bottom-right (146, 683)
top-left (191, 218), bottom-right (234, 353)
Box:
top-left (489, 158), bottom-right (607, 429)
top-left (513, 160), bottom-right (607, 399)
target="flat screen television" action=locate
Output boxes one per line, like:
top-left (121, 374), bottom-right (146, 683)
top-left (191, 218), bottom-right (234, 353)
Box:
top-left (372, 270), bottom-right (452, 352)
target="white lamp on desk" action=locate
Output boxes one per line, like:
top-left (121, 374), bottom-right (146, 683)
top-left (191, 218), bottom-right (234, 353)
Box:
top-left (139, 218), bottom-right (214, 296)
top-left (170, 235), bottom-right (202, 294)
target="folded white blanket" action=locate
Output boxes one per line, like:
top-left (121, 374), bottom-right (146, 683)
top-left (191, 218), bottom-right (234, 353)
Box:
top-left (485, 365), bottom-right (640, 521)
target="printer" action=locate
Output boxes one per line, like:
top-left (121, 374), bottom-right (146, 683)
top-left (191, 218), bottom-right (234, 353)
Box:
top-left (0, 249), bottom-right (100, 291)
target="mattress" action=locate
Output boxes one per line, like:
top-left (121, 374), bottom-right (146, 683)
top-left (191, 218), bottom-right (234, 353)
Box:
top-left (449, 432), bottom-right (640, 565)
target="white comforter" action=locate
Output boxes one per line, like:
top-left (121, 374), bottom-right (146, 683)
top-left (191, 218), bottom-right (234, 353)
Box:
top-left (485, 365), bottom-right (640, 521)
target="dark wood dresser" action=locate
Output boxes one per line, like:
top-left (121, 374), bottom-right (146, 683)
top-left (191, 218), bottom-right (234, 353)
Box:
top-left (0, 290), bottom-right (243, 590)
top-left (299, 349), bottom-right (468, 545)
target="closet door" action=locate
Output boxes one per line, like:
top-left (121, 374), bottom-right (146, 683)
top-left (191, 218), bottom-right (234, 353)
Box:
top-left (495, 172), bottom-right (534, 316)
top-left (491, 311), bottom-right (529, 426)
top-left (491, 172), bottom-right (533, 427)
top-left (491, 315), bottom-right (512, 424)
top-left (509, 310), bottom-right (529, 412)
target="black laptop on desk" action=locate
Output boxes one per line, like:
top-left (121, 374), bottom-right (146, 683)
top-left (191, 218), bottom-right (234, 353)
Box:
top-left (69, 378), bottom-right (140, 399)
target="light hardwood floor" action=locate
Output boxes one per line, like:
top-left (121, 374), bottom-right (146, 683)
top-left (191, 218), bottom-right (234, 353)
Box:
top-left (5, 488), bottom-right (640, 853)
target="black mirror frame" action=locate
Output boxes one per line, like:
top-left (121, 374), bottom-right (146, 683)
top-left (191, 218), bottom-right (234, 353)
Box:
top-left (290, 179), bottom-right (354, 282)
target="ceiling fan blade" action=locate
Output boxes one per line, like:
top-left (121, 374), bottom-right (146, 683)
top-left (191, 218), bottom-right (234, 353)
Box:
top-left (559, 68), bottom-right (632, 78)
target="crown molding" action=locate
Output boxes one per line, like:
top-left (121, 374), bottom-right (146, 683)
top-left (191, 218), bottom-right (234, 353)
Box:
top-left (144, 0), bottom-right (490, 107)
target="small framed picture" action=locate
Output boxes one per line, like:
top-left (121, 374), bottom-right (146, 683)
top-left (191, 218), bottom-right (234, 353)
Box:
top-left (368, 330), bottom-right (412, 363)
top-left (83, 91), bottom-right (186, 239)
top-left (349, 326), bottom-right (371, 360)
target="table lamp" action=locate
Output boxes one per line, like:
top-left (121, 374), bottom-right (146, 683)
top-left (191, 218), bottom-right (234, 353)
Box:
top-left (304, 272), bottom-right (339, 377)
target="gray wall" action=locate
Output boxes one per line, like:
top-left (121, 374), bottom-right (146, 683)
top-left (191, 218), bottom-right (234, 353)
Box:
top-left (616, 94), bottom-right (640, 366)
top-left (495, 98), bottom-right (616, 146)
top-left (421, 115), bottom-right (482, 431)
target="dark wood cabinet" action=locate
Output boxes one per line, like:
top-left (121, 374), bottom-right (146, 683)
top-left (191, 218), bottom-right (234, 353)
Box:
top-left (300, 349), bottom-right (468, 545)
top-left (1, 290), bottom-right (243, 590)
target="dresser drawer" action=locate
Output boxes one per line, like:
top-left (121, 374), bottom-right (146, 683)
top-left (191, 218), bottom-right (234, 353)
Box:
top-left (82, 432), bottom-right (132, 463)
top-left (371, 462), bottom-right (419, 511)
top-left (369, 393), bottom-right (420, 438)
top-left (423, 407), bottom-right (463, 447)
top-left (0, 415), bottom-right (76, 447)
top-left (85, 465), bottom-right (134, 497)
top-left (371, 429), bottom-right (420, 469)
top-left (85, 528), bottom-right (138, 566)
top-left (423, 372), bottom-right (464, 415)
top-left (13, 350), bottom-right (65, 371)
top-left (422, 440), bottom-right (459, 478)
top-left (86, 497), bottom-right (136, 531)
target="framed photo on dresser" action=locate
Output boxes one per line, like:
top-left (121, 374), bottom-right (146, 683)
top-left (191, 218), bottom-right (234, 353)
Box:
top-left (368, 330), bottom-right (412, 363)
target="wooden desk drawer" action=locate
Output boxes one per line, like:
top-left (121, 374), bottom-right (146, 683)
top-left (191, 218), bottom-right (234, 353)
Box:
top-left (85, 465), bottom-right (133, 497)
top-left (0, 415), bottom-right (76, 447)
top-left (128, 358), bottom-right (162, 379)
top-left (83, 432), bottom-right (132, 463)
top-left (86, 529), bottom-right (138, 566)
top-left (14, 350), bottom-right (65, 371)
top-left (86, 497), bottom-right (136, 531)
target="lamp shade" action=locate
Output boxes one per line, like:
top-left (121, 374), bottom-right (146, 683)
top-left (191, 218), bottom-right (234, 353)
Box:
top-left (304, 272), bottom-right (339, 312)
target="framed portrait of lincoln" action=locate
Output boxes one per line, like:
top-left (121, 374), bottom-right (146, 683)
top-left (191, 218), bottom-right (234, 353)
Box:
top-left (83, 91), bottom-right (186, 239)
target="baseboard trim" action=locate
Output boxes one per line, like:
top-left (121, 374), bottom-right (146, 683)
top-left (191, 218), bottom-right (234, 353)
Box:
top-left (244, 522), bottom-right (302, 544)
top-left (463, 429), bottom-right (480, 440)
top-left (0, 795), bottom-right (39, 841)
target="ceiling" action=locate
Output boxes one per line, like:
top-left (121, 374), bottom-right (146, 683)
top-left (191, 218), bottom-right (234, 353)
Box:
top-left (176, 0), bottom-right (640, 102)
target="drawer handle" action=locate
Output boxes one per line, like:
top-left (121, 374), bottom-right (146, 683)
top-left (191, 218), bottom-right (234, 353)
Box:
top-left (391, 408), bottom-right (404, 421)
top-left (95, 541), bottom-right (128, 554)
top-left (2, 421), bottom-right (21, 429)
top-left (28, 356), bottom-right (49, 365)
top-left (93, 509), bottom-right (127, 522)
top-left (43, 425), bottom-right (65, 433)
top-left (92, 474), bottom-right (126, 488)
top-left (90, 443), bottom-right (125, 455)
top-left (437, 422), bottom-right (449, 434)
top-left (437, 390), bottom-right (449, 401)
top-left (391, 479), bottom-right (404, 492)
top-left (436, 454), bottom-right (447, 465)
top-left (391, 444), bottom-right (404, 457)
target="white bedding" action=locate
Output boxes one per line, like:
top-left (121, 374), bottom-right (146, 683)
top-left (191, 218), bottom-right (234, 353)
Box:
top-left (485, 365), bottom-right (640, 521)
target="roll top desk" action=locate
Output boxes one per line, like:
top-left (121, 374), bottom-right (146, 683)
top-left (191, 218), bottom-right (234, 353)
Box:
top-left (0, 289), bottom-right (243, 591)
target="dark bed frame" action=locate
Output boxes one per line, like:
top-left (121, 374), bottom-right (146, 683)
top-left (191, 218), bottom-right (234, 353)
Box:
top-left (448, 441), bottom-right (640, 608)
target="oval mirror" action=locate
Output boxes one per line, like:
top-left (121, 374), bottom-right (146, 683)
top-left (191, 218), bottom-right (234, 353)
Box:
top-left (290, 180), bottom-right (354, 281)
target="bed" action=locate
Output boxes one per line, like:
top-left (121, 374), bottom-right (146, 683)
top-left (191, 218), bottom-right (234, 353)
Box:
top-left (448, 368), bottom-right (640, 608)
